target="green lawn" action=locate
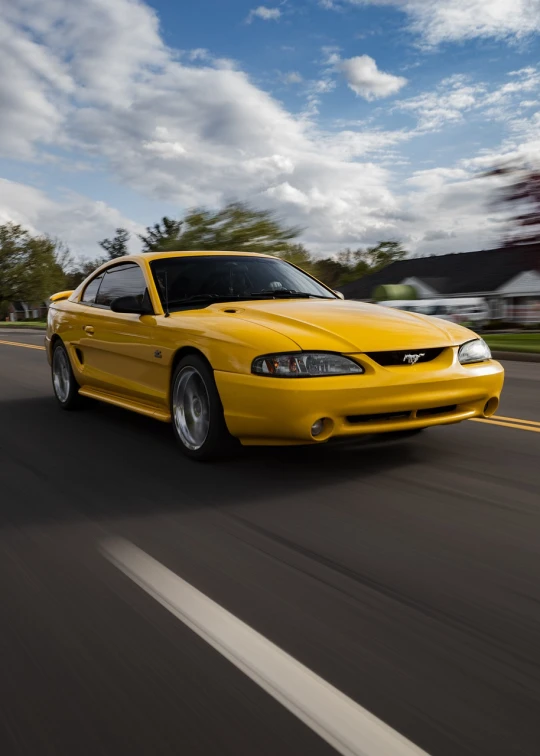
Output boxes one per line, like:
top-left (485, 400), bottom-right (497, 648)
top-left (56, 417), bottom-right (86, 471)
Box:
top-left (484, 333), bottom-right (540, 354)
top-left (0, 321), bottom-right (47, 329)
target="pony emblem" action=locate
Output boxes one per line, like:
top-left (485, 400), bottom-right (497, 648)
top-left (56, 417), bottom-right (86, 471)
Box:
top-left (403, 353), bottom-right (424, 365)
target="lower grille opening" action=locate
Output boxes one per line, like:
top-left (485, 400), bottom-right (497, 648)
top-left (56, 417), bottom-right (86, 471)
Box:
top-left (347, 410), bottom-right (412, 424)
top-left (416, 404), bottom-right (456, 418)
top-left (347, 404), bottom-right (458, 424)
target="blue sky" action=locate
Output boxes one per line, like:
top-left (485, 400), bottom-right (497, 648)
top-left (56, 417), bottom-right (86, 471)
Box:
top-left (0, 0), bottom-right (539, 259)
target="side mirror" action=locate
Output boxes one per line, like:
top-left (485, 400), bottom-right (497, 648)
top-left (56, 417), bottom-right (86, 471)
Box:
top-left (334, 291), bottom-right (345, 300)
top-left (110, 295), bottom-right (153, 315)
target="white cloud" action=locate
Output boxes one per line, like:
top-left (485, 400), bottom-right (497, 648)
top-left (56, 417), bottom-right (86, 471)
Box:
top-left (338, 55), bottom-right (407, 100)
top-left (188, 48), bottom-right (210, 62)
top-left (0, 17), bottom-right (72, 159)
top-left (387, 169), bottom-right (490, 254)
top-left (396, 67), bottom-right (540, 131)
top-left (397, 76), bottom-right (482, 130)
top-left (0, 0), bottom-right (412, 254)
top-left (461, 111), bottom-right (540, 172)
top-left (143, 127), bottom-right (187, 158)
top-left (0, 0), bottom-right (538, 262)
top-left (281, 71), bottom-right (303, 84)
top-left (0, 178), bottom-right (143, 257)
top-left (247, 6), bottom-right (281, 23)
top-left (339, 1), bottom-right (540, 46)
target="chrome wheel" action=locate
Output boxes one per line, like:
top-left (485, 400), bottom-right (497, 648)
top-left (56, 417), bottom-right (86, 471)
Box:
top-left (172, 366), bottom-right (211, 451)
top-left (53, 347), bottom-right (71, 403)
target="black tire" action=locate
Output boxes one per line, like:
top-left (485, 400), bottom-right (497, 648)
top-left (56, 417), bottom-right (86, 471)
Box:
top-left (170, 354), bottom-right (238, 461)
top-left (51, 340), bottom-right (84, 410)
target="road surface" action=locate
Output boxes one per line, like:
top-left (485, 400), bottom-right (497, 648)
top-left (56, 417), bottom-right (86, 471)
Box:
top-left (0, 330), bottom-right (539, 756)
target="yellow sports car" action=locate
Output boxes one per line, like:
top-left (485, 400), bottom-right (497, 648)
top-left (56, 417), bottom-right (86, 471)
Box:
top-left (46, 251), bottom-right (504, 460)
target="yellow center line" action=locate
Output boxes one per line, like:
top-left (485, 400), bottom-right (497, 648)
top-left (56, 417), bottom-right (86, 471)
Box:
top-left (471, 417), bottom-right (540, 434)
top-left (491, 414), bottom-right (540, 428)
top-left (0, 339), bottom-right (46, 351)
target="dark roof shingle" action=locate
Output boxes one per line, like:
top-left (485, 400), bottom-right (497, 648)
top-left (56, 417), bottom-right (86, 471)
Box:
top-left (339, 244), bottom-right (540, 299)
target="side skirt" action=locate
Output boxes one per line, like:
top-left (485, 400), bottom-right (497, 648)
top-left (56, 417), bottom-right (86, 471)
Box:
top-left (78, 387), bottom-right (171, 422)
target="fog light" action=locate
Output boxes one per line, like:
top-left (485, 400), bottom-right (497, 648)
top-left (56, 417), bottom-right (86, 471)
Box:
top-left (311, 419), bottom-right (325, 436)
top-left (483, 397), bottom-right (499, 417)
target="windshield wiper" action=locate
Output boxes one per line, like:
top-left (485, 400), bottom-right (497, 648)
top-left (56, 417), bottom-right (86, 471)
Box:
top-left (169, 294), bottom-right (246, 306)
top-left (251, 289), bottom-right (334, 299)
top-left (168, 290), bottom-right (335, 308)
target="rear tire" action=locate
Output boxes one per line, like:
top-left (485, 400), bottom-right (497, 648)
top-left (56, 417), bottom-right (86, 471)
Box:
top-left (170, 355), bottom-right (238, 461)
top-left (51, 341), bottom-right (84, 410)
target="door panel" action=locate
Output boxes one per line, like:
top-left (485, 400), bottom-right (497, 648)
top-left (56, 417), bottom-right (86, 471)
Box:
top-left (76, 262), bottom-right (169, 408)
top-left (82, 309), bottom-right (169, 406)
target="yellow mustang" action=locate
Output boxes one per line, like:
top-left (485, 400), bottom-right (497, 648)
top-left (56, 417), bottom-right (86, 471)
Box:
top-left (46, 251), bottom-right (504, 460)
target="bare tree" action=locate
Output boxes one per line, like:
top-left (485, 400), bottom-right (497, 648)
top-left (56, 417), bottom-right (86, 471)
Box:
top-left (485, 164), bottom-right (540, 246)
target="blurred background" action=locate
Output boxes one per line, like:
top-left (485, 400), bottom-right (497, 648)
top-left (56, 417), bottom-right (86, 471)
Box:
top-left (1, 2), bottom-right (539, 755)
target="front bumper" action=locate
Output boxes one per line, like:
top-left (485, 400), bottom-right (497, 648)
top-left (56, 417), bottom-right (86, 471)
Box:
top-left (215, 350), bottom-right (505, 446)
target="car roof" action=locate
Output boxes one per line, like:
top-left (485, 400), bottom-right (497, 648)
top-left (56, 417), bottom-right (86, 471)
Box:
top-left (132, 250), bottom-right (276, 263)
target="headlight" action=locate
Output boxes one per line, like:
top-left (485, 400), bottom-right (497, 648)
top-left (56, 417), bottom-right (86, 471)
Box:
top-left (458, 338), bottom-right (491, 365)
top-left (252, 352), bottom-right (364, 377)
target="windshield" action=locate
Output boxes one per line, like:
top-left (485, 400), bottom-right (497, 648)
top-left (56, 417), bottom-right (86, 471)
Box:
top-left (150, 255), bottom-right (335, 311)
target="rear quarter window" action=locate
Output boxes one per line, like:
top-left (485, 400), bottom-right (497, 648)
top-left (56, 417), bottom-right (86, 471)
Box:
top-left (81, 273), bottom-right (104, 304)
top-left (95, 264), bottom-right (147, 308)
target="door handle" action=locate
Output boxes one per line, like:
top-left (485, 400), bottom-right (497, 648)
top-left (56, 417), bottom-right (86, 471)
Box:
top-left (83, 325), bottom-right (95, 335)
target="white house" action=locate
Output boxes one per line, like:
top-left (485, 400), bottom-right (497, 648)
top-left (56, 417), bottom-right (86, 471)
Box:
top-left (339, 244), bottom-right (540, 324)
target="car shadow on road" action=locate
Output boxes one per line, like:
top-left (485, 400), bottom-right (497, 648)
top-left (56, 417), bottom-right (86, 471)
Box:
top-left (0, 395), bottom-right (430, 528)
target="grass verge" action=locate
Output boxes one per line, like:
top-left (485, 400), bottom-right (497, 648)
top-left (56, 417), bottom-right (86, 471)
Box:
top-left (0, 321), bottom-right (47, 330)
top-left (484, 333), bottom-right (540, 354)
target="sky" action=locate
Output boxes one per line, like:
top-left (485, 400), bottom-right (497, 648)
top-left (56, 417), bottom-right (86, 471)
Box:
top-left (0, 0), bottom-right (539, 260)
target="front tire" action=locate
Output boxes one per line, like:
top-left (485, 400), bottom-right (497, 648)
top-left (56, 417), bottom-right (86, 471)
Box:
top-left (170, 355), bottom-right (237, 461)
top-left (51, 341), bottom-right (83, 410)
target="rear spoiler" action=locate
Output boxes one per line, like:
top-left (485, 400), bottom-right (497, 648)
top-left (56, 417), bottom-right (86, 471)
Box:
top-left (50, 290), bottom-right (74, 303)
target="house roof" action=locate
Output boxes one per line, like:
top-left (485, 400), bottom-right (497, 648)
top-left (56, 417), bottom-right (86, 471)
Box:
top-left (339, 243), bottom-right (540, 299)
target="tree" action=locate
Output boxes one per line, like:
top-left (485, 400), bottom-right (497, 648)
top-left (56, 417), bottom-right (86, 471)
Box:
top-left (139, 217), bottom-right (183, 253)
top-left (0, 223), bottom-right (68, 316)
top-left (331, 241), bottom-right (407, 286)
top-left (485, 165), bottom-right (540, 246)
top-left (153, 202), bottom-right (301, 256)
top-left (64, 257), bottom-right (107, 288)
top-left (277, 243), bottom-right (316, 274)
top-left (282, 241), bottom-right (406, 288)
top-left (99, 227), bottom-right (130, 259)
top-left (311, 257), bottom-right (351, 288)
top-left (139, 202), bottom-right (405, 289)
top-left (356, 241), bottom-right (407, 273)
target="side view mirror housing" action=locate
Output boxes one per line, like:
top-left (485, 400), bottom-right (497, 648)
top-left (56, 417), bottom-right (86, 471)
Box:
top-left (334, 291), bottom-right (345, 300)
top-left (110, 294), bottom-right (153, 315)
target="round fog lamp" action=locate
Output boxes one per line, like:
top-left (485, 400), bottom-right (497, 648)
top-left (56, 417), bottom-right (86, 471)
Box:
top-left (311, 419), bottom-right (325, 437)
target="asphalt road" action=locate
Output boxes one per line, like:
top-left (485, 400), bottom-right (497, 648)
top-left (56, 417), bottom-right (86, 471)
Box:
top-left (1, 330), bottom-right (540, 756)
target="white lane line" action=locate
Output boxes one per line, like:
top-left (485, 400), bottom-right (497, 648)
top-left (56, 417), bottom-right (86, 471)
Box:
top-left (102, 537), bottom-right (430, 756)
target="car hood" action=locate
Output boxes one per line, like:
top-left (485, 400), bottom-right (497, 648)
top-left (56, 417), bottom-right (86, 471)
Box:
top-left (225, 299), bottom-right (474, 352)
